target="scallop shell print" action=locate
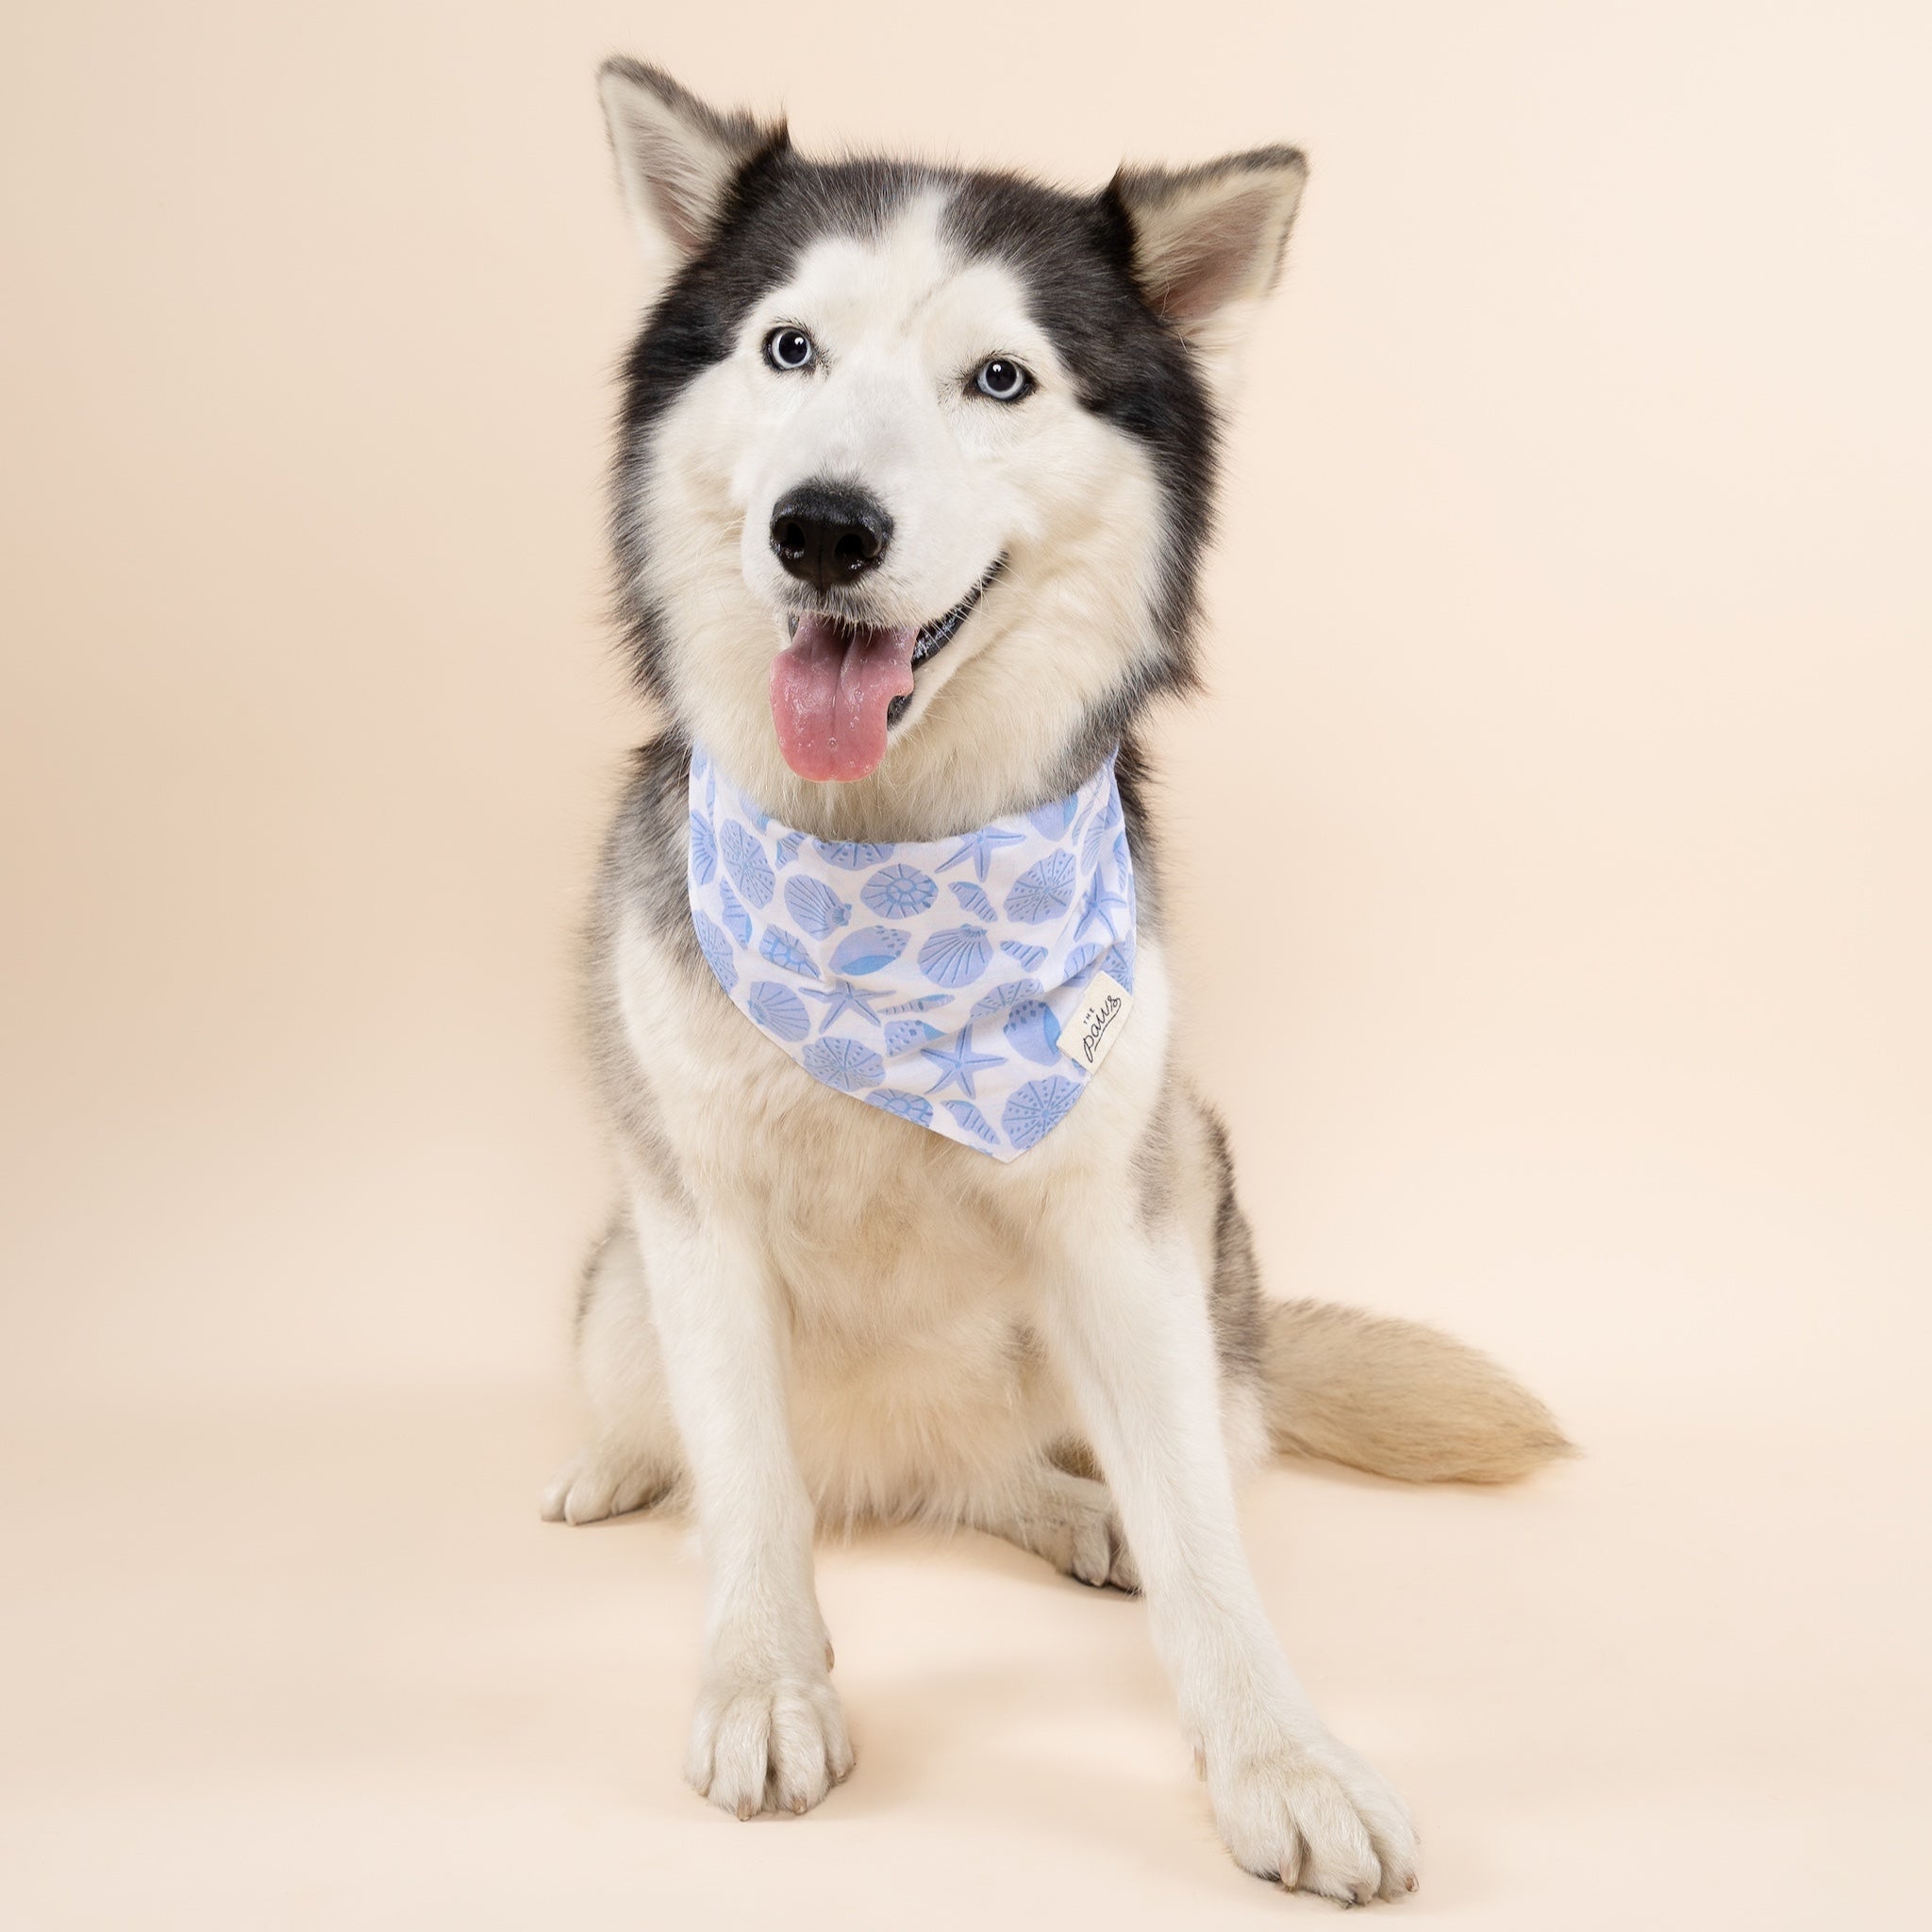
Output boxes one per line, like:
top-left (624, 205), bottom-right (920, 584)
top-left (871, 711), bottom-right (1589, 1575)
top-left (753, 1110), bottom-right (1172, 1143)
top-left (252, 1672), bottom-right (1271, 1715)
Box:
top-left (720, 820), bottom-right (774, 908)
top-left (783, 874), bottom-right (850, 941)
top-left (745, 980), bottom-right (810, 1042)
top-left (918, 924), bottom-right (991, 988)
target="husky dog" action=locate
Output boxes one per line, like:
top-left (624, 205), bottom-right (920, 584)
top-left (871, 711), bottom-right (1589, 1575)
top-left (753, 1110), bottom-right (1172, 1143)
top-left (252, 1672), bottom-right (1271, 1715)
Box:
top-left (544, 59), bottom-right (1568, 1905)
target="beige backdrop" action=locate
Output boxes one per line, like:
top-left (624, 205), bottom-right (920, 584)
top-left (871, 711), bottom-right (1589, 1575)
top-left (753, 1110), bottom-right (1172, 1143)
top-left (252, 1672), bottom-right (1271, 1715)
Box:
top-left (2, 3), bottom-right (1927, 1927)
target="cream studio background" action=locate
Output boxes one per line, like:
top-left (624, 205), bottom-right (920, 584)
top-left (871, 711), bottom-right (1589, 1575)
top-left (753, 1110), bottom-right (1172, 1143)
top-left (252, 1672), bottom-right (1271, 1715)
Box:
top-left (2, 3), bottom-right (1927, 1926)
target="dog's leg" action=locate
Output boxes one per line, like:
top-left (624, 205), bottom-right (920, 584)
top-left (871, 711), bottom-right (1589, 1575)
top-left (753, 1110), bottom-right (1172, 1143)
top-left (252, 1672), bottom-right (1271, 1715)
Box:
top-left (965, 1463), bottom-right (1141, 1592)
top-left (542, 1219), bottom-right (682, 1524)
top-left (636, 1186), bottom-right (853, 1818)
top-left (1039, 1220), bottom-right (1418, 1904)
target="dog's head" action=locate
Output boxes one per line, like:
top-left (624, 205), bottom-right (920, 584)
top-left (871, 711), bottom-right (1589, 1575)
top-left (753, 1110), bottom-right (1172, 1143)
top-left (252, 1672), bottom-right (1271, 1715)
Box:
top-left (601, 61), bottom-right (1306, 832)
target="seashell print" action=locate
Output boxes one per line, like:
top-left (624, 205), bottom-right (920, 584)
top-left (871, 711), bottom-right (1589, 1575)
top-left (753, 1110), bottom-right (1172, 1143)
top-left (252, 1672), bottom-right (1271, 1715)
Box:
top-left (813, 840), bottom-right (896, 870)
top-left (802, 1036), bottom-right (885, 1092)
top-left (1026, 793), bottom-right (1078, 839)
top-left (689, 811), bottom-right (717, 885)
top-left (885, 1018), bottom-right (944, 1055)
top-left (1004, 851), bottom-right (1076, 924)
top-left (1082, 791), bottom-right (1122, 869)
top-left (720, 820), bottom-right (774, 908)
top-left (745, 980), bottom-right (810, 1042)
top-left (942, 1100), bottom-right (1001, 1145)
top-left (918, 924), bottom-right (991, 988)
top-left (693, 913), bottom-right (737, 991)
top-left (1002, 998), bottom-right (1063, 1065)
top-left (865, 1088), bottom-right (933, 1127)
top-left (831, 924), bottom-right (909, 976)
top-left (1002, 1074), bottom-right (1082, 1152)
top-left (917, 1023), bottom-right (1005, 1099)
top-left (686, 746), bottom-right (1125, 1159)
top-left (758, 924), bottom-right (819, 978)
top-left (970, 978), bottom-right (1044, 1018)
top-left (1074, 867), bottom-right (1128, 942)
top-left (715, 878), bottom-right (753, 947)
top-left (861, 863), bottom-right (936, 918)
top-left (949, 880), bottom-right (998, 922)
top-left (784, 874), bottom-right (851, 941)
top-left (801, 978), bottom-right (882, 1031)
top-left (937, 824), bottom-right (1025, 880)
top-left (1062, 942), bottom-right (1103, 989)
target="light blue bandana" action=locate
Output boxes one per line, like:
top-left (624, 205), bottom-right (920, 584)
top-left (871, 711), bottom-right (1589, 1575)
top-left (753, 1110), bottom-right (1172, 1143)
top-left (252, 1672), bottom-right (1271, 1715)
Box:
top-left (686, 745), bottom-right (1137, 1160)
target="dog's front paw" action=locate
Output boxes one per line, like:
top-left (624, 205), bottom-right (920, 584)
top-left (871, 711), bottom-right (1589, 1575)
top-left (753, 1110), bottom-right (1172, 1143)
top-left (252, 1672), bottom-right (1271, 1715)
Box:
top-left (686, 1669), bottom-right (854, 1819)
top-left (1206, 1729), bottom-right (1417, 1905)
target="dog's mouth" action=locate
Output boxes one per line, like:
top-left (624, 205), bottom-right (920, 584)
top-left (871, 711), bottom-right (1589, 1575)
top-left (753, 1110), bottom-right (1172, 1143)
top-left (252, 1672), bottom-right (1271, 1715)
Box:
top-left (769, 558), bottom-right (1004, 783)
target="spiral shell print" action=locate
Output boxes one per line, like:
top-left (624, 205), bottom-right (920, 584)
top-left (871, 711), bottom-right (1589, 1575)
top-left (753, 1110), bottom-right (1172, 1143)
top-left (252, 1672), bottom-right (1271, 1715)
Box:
top-left (918, 924), bottom-right (991, 988)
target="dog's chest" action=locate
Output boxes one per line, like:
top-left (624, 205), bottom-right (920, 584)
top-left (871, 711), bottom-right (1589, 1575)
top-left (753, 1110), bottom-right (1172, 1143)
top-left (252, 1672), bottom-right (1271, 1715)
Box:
top-left (616, 917), bottom-right (1045, 1333)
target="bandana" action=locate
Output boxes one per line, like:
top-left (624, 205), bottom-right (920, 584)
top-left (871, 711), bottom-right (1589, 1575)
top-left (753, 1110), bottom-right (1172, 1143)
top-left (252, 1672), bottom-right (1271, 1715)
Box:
top-left (686, 745), bottom-right (1137, 1160)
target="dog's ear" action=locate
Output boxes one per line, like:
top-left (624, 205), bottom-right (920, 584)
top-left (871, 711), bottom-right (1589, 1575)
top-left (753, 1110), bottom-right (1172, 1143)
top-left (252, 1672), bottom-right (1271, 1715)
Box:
top-left (598, 58), bottom-right (787, 269)
top-left (1108, 148), bottom-right (1308, 375)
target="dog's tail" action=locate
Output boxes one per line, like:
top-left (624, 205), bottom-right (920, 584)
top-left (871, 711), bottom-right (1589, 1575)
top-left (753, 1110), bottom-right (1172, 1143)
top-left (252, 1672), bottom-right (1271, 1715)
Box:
top-left (1261, 1299), bottom-right (1573, 1484)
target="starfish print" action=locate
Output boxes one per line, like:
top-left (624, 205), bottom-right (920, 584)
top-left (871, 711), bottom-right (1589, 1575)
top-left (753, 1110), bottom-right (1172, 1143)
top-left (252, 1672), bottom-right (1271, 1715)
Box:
top-left (919, 1023), bottom-right (1006, 1099)
top-left (937, 823), bottom-right (1026, 882)
top-left (1074, 869), bottom-right (1128, 942)
top-left (800, 977), bottom-right (884, 1030)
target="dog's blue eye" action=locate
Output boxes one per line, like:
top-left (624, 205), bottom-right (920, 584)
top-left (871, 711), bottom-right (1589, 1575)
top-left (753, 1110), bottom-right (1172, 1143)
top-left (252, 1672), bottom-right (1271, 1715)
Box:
top-left (974, 358), bottom-right (1031, 403)
top-left (765, 327), bottom-right (816, 372)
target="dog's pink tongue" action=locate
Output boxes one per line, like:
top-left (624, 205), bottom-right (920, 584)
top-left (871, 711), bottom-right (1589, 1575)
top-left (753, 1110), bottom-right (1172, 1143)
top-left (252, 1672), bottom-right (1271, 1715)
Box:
top-left (770, 616), bottom-right (918, 782)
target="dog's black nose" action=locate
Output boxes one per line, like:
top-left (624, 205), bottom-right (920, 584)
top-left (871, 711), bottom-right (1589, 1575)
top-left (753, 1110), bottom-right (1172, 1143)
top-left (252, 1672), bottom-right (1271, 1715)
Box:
top-left (769, 482), bottom-right (893, 594)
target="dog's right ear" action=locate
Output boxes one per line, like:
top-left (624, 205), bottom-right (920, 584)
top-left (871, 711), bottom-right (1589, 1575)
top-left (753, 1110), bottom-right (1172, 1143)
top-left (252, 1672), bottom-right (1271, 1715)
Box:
top-left (598, 59), bottom-right (787, 270)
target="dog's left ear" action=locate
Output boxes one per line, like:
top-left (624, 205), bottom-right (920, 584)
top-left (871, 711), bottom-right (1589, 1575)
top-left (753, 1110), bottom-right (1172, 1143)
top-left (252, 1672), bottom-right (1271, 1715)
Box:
top-left (1108, 148), bottom-right (1308, 376)
top-left (598, 58), bottom-right (788, 274)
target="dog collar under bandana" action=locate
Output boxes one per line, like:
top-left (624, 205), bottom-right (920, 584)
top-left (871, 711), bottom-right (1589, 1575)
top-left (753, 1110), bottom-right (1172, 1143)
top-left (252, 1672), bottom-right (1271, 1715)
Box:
top-left (686, 745), bottom-right (1136, 1160)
